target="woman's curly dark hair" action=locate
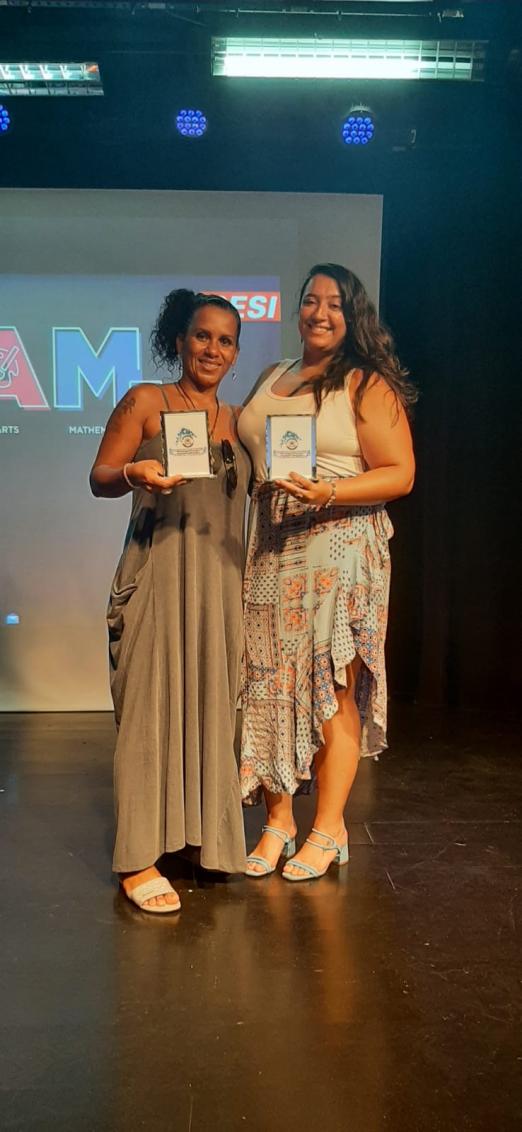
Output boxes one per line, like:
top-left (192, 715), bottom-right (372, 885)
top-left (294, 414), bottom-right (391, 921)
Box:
top-left (151, 288), bottom-right (241, 373)
top-left (299, 263), bottom-right (417, 418)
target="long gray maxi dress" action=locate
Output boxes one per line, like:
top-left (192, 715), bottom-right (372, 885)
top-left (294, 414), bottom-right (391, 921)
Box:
top-left (107, 426), bottom-right (250, 875)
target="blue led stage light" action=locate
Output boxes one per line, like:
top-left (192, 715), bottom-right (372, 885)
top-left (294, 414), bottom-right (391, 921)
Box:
top-left (0, 104), bottom-right (11, 133)
top-left (176, 109), bottom-right (207, 138)
top-left (342, 107), bottom-right (375, 146)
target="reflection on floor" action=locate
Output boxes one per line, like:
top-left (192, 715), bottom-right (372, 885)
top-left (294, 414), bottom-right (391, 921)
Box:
top-left (1, 706), bottom-right (521, 1132)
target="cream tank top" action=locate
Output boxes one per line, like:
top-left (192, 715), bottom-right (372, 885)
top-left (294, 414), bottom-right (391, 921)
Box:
top-left (238, 359), bottom-right (365, 482)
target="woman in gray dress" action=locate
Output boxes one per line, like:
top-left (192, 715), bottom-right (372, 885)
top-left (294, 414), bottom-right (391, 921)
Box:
top-left (90, 290), bottom-right (250, 913)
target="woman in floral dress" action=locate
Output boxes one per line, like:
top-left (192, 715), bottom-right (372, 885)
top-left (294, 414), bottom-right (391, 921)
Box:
top-left (238, 263), bottom-right (416, 882)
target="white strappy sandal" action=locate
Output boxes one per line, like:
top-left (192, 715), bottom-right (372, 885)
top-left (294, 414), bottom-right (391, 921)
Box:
top-left (121, 875), bottom-right (181, 913)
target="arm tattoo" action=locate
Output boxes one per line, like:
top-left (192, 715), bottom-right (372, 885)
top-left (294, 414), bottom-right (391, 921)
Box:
top-left (120, 395), bottom-right (137, 415)
top-left (105, 394), bottom-right (137, 435)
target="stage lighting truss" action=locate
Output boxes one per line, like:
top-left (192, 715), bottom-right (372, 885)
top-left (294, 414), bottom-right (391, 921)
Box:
top-left (0, 105), bottom-right (10, 133)
top-left (176, 109), bottom-right (208, 138)
top-left (211, 38), bottom-right (486, 82)
top-left (0, 63), bottom-right (103, 97)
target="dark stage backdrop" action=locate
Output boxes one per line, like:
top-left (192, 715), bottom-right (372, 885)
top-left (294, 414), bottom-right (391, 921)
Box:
top-left (383, 155), bottom-right (521, 711)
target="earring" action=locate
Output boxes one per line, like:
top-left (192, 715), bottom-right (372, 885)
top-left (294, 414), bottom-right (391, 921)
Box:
top-left (231, 369), bottom-right (238, 382)
top-left (172, 356), bottom-right (182, 381)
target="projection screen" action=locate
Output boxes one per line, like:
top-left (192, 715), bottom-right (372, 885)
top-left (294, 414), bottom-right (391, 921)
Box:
top-left (0, 189), bottom-right (383, 709)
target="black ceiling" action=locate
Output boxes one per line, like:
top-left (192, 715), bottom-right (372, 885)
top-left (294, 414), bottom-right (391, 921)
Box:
top-left (0, 0), bottom-right (520, 192)
top-left (0, 1), bottom-right (519, 55)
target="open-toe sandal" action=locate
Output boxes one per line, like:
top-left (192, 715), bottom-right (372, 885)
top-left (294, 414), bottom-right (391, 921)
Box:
top-left (245, 825), bottom-right (296, 878)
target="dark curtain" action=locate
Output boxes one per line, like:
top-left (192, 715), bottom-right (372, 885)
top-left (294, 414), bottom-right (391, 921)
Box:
top-left (383, 145), bottom-right (521, 708)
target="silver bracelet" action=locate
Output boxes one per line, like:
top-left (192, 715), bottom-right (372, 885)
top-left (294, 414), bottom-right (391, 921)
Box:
top-left (122, 463), bottom-right (134, 488)
top-left (325, 480), bottom-right (337, 507)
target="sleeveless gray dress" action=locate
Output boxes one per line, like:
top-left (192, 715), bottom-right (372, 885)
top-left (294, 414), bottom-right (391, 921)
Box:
top-left (107, 428), bottom-right (250, 874)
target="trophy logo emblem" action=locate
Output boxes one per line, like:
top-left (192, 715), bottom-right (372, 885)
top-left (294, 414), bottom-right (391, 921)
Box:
top-left (281, 429), bottom-right (300, 451)
top-left (176, 426), bottom-right (196, 449)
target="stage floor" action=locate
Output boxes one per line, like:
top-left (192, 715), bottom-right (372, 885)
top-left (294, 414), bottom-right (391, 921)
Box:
top-left (1, 705), bottom-right (521, 1132)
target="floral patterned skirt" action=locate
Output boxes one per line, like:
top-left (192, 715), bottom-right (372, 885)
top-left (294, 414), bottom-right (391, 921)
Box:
top-left (240, 483), bottom-right (393, 805)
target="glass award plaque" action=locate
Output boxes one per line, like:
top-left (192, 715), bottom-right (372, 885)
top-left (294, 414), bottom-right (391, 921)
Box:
top-left (266, 414), bottom-right (317, 481)
top-left (161, 410), bottom-right (214, 478)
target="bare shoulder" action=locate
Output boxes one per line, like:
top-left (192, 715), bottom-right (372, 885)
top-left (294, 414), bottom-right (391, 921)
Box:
top-left (127, 381), bottom-right (169, 408)
top-left (104, 381), bottom-right (166, 434)
top-left (350, 370), bottom-right (402, 412)
top-left (114, 381), bottom-right (163, 409)
top-left (347, 367), bottom-right (364, 398)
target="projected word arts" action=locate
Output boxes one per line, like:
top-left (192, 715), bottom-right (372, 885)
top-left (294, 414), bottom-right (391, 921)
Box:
top-left (0, 327), bottom-right (141, 410)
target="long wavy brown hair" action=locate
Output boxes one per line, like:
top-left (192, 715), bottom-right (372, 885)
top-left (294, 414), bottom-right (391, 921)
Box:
top-left (299, 263), bottom-right (417, 419)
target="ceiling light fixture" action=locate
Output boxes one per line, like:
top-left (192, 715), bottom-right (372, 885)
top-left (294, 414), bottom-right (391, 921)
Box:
top-left (0, 104), bottom-right (11, 133)
top-left (341, 106), bottom-right (375, 146)
top-left (0, 62), bottom-right (103, 96)
top-left (175, 109), bottom-right (208, 138)
top-left (212, 38), bottom-right (486, 82)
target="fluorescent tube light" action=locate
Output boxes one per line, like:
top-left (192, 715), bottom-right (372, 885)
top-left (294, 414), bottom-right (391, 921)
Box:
top-left (0, 62), bottom-right (103, 96)
top-left (212, 38), bottom-right (486, 82)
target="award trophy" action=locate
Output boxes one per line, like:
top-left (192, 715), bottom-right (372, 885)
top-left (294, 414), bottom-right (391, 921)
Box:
top-left (266, 414), bottom-right (317, 481)
top-left (161, 410), bottom-right (214, 478)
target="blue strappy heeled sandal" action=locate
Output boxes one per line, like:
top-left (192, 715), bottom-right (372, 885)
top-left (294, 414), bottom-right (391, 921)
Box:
top-left (245, 825), bottom-right (297, 878)
top-left (282, 827), bottom-right (349, 882)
